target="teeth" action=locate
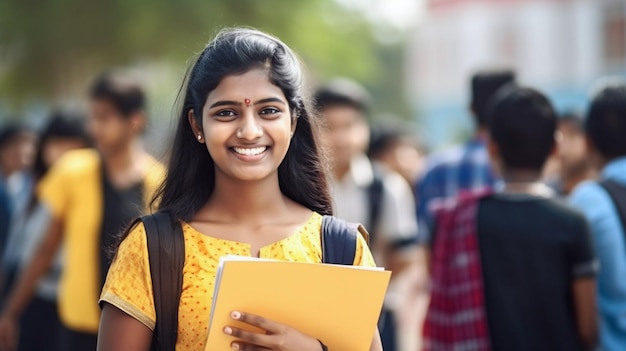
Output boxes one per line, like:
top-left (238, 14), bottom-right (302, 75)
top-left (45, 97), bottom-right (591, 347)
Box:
top-left (233, 146), bottom-right (267, 156)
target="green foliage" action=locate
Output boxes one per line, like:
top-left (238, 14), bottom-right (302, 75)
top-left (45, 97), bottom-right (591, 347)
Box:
top-left (0, 0), bottom-right (411, 120)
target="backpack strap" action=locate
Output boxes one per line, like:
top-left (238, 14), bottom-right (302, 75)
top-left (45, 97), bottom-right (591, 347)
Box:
top-left (598, 179), bottom-right (626, 234)
top-left (142, 211), bottom-right (185, 351)
top-left (366, 167), bottom-right (385, 245)
top-left (321, 215), bottom-right (363, 265)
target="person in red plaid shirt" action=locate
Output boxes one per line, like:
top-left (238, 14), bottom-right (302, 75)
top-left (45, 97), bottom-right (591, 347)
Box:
top-left (424, 86), bottom-right (598, 351)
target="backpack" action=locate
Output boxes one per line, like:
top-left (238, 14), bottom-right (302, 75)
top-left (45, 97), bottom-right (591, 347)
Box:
top-left (599, 179), bottom-right (626, 233)
top-left (366, 166), bottom-right (385, 245)
top-left (141, 211), bottom-right (364, 351)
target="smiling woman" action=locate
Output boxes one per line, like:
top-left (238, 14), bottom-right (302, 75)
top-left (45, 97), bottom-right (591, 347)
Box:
top-left (96, 28), bottom-right (383, 351)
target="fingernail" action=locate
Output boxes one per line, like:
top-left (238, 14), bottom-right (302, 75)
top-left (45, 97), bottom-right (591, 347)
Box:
top-left (231, 311), bottom-right (241, 319)
top-left (231, 343), bottom-right (240, 350)
top-left (223, 327), bottom-right (232, 335)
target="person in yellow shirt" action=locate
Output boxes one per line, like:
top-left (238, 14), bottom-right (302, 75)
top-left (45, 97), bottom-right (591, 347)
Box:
top-left (96, 28), bottom-right (384, 351)
top-left (0, 70), bottom-right (164, 351)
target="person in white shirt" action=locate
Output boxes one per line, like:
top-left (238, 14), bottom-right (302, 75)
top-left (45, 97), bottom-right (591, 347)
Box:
top-left (315, 78), bottom-right (421, 351)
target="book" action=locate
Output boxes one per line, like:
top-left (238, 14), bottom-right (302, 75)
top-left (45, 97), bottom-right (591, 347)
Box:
top-left (204, 255), bottom-right (391, 350)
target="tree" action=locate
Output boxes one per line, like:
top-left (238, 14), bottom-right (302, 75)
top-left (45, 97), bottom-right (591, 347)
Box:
top-left (0, 0), bottom-right (411, 120)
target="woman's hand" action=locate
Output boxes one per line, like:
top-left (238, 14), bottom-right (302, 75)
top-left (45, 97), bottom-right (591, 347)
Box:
top-left (223, 311), bottom-right (323, 351)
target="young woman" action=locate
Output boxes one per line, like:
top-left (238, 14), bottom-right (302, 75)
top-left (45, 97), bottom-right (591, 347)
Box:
top-left (97, 28), bottom-right (383, 351)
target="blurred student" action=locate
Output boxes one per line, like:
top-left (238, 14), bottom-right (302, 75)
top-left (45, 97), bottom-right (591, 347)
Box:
top-left (569, 80), bottom-right (626, 351)
top-left (10, 112), bottom-right (90, 351)
top-left (544, 112), bottom-right (597, 196)
top-left (315, 78), bottom-right (419, 351)
top-left (0, 70), bottom-right (164, 351)
top-left (0, 125), bottom-right (36, 297)
top-left (368, 120), bottom-right (430, 350)
top-left (368, 120), bottom-right (426, 187)
top-left (424, 86), bottom-right (598, 351)
top-left (415, 70), bottom-right (514, 246)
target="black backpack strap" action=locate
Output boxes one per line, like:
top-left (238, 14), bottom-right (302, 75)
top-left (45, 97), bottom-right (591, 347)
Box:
top-left (142, 211), bottom-right (185, 351)
top-left (321, 215), bottom-right (362, 265)
top-left (367, 166), bottom-right (385, 245)
top-left (599, 179), bottom-right (626, 234)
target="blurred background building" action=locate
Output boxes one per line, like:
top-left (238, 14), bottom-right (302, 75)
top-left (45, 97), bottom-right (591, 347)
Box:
top-left (407, 0), bottom-right (626, 150)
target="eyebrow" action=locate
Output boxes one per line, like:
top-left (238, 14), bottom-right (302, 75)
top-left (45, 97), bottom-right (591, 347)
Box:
top-left (208, 97), bottom-right (286, 109)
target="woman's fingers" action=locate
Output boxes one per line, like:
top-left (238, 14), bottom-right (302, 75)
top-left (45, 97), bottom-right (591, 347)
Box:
top-left (224, 325), bottom-right (268, 344)
top-left (231, 311), bottom-right (285, 334)
top-left (229, 341), bottom-right (269, 351)
top-left (224, 326), bottom-right (271, 349)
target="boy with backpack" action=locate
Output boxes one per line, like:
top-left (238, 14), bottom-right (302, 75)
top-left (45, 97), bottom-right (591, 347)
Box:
top-left (424, 86), bottom-right (598, 351)
top-left (569, 80), bottom-right (626, 351)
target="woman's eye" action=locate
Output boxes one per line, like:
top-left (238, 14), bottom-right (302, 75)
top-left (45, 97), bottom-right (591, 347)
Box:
top-left (216, 110), bottom-right (236, 117)
top-left (260, 107), bottom-right (280, 116)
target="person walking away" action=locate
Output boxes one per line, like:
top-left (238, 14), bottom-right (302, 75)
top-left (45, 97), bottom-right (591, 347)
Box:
top-left (424, 86), bottom-right (598, 351)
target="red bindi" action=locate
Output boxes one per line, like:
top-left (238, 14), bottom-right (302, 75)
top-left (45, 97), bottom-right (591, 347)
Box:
top-left (244, 98), bottom-right (251, 106)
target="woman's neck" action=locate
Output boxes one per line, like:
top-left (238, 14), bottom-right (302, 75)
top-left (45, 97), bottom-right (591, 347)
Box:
top-left (204, 173), bottom-right (291, 224)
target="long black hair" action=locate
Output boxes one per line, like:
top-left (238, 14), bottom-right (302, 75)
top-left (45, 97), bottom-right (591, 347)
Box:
top-left (154, 28), bottom-right (333, 221)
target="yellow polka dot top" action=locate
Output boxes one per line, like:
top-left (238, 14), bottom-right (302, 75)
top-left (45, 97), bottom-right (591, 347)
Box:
top-left (99, 212), bottom-right (376, 350)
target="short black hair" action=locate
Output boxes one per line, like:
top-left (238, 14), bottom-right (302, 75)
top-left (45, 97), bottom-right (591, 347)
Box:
top-left (586, 81), bottom-right (626, 160)
top-left (89, 69), bottom-right (146, 117)
top-left (368, 120), bottom-right (421, 159)
top-left (314, 78), bottom-right (371, 114)
top-left (489, 86), bottom-right (557, 170)
top-left (0, 123), bottom-right (29, 150)
top-left (471, 69), bottom-right (516, 127)
top-left (32, 110), bottom-right (90, 179)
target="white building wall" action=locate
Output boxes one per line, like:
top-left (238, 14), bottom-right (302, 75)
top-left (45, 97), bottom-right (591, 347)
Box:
top-left (406, 0), bottom-right (624, 149)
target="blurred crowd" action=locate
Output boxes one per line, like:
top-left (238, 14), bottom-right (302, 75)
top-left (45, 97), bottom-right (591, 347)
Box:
top-left (0, 65), bottom-right (625, 351)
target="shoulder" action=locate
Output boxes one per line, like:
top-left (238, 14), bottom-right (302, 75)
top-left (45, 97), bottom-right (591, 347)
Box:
top-left (380, 168), bottom-right (412, 197)
top-left (422, 147), bottom-right (464, 175)
top-left (49, 148), bottom-right (100, 178)
top-left (143, 155), bottom-right (166, 185)
top-left (569, 180), bottom-right (613, 216)
top-left (537, 197), bottom-right (590, 230)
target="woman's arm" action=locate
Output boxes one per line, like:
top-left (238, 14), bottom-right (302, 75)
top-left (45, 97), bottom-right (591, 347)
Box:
top-left (97, 303), bottom-right (153, 351)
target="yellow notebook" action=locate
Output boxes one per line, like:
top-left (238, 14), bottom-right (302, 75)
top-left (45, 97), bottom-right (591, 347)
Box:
top-left (204, 255), bottom-right (391, 351)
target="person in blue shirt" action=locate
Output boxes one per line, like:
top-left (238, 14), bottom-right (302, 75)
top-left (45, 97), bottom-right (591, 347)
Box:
top-left (570, 80), bottom-right (626, 351)
top-left (415, 70), bottom-right (515, 245)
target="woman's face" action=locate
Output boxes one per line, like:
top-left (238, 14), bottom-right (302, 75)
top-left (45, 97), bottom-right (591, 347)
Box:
top-left (191, 69), bottom-right (295, 183)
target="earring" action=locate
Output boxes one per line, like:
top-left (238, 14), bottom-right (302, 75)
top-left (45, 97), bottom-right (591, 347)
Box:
top-left (197, 134), bottom-right (202, 141)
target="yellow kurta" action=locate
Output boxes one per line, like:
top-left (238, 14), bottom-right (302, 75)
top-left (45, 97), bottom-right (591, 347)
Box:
top-left (100, 212), bottom-right (376, 350)
top-left (37, 149), bottom-right (164, 333)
